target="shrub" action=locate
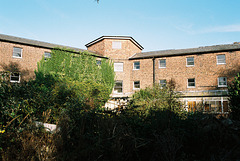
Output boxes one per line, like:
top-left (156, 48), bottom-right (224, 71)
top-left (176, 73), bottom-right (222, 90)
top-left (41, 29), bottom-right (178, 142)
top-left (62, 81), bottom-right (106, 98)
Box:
top-left (228, 72), bottom-right (240, 120)
top-left (128, 83), bottom-right (184, 117)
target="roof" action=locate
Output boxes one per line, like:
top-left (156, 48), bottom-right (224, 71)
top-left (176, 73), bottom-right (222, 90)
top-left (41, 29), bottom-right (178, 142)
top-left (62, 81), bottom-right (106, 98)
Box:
top-left (129, 43), bottom-right (240, 60)
top-left (0, 33), bottom-right (108, 58)
top-left (0, 33), bottom-right (86, 52)
top-left (85, 36), bottom-right (144, 50)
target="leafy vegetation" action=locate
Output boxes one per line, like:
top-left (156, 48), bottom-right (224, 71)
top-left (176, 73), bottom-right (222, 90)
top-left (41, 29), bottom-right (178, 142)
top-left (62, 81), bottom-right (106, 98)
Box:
top-left (1, 52), bottom-right (240, 160)
top-left (37, 48), bottom-right (115, 108)
top-left (228, 72), bottom-right (240, 120)
top-left (129, 81), bottom-right (184, 116)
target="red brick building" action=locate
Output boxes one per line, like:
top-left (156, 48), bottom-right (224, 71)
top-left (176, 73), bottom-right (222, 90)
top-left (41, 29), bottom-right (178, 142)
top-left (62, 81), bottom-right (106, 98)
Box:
top-left (1, 33), bottom-right (240, 113)
top-left (0, 34), bottom-right (103, 82)
top-left (86, 36), bottom-right (240, 113)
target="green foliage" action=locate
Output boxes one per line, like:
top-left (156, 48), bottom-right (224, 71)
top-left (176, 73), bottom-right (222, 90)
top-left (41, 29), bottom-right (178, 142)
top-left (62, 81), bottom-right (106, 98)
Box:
top-left (0, 49), bottom-right (115, 160)
top-left (37, 49), bottom-right (115, 97)
top-left (228, 72), bottom-right (240, 120)
top-left (2, 52), bottom-right (240, 160)
top-left (129, 83), bottom-right (184, 117)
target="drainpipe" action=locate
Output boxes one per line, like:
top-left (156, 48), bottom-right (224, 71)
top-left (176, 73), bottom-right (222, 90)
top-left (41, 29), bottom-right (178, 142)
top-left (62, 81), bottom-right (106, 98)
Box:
top-left (152, 57), bottom-right (155, 85)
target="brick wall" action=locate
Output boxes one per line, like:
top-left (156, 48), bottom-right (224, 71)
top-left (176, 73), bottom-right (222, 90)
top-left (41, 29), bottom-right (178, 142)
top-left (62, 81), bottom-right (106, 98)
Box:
top-left (87, 38), bottom-right (142, 96)
top-left (87, 40), bottom-right (105, 56)
top-left (132, 51), bottom-right (240, 92)
top-left (2, 36), bottom-right (240, 99)
top-left (130, 59), bottom-right (153, 90)
top-left (0, 41), bottom-right (51, 81)
top-left (87, 38), bottom-right (240, 96)
top-left (87, 39), bottom-right (141, 59)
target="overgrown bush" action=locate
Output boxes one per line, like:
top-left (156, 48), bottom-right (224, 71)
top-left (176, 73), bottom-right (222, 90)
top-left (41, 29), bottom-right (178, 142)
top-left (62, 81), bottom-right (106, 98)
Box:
top-left (228, 72), bottom-right (240, 120)
top-left (1, 53), bottom-right (240, 160)
top-left (128, 83), bottom-right (184, 116)
top-left (0, 48), bottom-right (115, 160)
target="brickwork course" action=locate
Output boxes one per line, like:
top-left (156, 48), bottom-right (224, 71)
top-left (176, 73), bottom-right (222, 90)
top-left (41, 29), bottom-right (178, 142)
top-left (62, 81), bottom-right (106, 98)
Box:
top-left (1, 33), bottom-right (240, 112)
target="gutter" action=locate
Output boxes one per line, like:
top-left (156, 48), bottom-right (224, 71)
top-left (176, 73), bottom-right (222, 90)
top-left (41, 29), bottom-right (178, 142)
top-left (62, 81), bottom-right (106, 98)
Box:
top-left (152, 57), bottom-right (155, 85)
top-left (129, 48), bottom-right (240, 60)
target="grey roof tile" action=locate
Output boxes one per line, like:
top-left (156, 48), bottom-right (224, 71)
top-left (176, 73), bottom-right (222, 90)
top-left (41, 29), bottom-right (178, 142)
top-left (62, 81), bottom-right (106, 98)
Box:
top-left (129, 43), bottom-right (240, 59)
top-left (0, 33), bottom-right (85, 52)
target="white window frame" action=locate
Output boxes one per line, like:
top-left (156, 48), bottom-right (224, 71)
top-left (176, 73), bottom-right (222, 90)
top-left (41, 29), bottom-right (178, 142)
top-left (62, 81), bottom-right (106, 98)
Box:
top-left (112, 41), bottom-right (122, 49)
top-left (133, 61), bottom-right (140, 70)
top-left (160, 79), bottom-right (167, 87)
top-left (114, 62), bottom-right (123, 72)
top-left (12, 47), bottom-right (22, 58)
top-left (186, 57), bottom-right (194, 67)
top-left (114, 80), bottom-right (123, 94)
top-left (218, 77), bottom-right (227, 87)
top-left (217, 55), bottom-right (226, 65)
top-left (44, 52), bottom-right (51, 60)
top-left (187, 78), bottom-right (195, 88)
top-left (133, 81), bottom-right (140, 90)
top-left (159, 59), bottom-right (166, 68)
top-left (10, 72), bottom-right (20, 83)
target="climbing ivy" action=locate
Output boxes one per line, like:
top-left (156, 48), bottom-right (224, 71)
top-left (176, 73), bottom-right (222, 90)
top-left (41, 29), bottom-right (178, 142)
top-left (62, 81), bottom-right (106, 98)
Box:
top-left (37, 48), bottom-right (115, 107)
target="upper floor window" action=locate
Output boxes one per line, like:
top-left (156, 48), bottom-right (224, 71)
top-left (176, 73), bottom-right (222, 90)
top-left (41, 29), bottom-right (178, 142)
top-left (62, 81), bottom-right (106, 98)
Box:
top-left (187, 78), bottom-right (195, 88)
top-left (133, 61), bottom-right (140, 70)
top-left (218, 77), bottom-right (227, 87)
top-left (10, 72), bottom-right (20, 83)
top-left (44, 52), bottom-right (51, 60)
top-left (160, 79), bottom-right (167, 87)
top-left (186, 57), bottom-right (194, 66)
top-left (114, 80), bottom-right (123, 94)
top-left (112, 41), bottom-right (122, 49)
top-left (159, 59), bottom-right (166, 68)
top-left (114, 62), bottom-right (123, 72)
top-left (96, 60), bottom-right (101, 66)
top-left (217, 55), bottom-right (226, 65)
top-left (13, 47), bottom-right (22, 58)
top-left (133, 81), bottom-right (140, 90)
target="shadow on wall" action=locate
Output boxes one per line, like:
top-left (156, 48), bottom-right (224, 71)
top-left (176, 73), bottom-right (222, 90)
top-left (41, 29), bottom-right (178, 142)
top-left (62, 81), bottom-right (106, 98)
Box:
top-left (222, 64), bottom-right (240, 82)
top-left (0, 62), bottom-right (30, 82)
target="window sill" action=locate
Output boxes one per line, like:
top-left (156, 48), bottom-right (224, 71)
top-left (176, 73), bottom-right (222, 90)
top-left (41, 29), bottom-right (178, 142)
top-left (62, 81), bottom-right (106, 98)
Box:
top-left (218, 85), bottom-right (227, 88)
top-left (10, 81), bottom-right (20, 83)
top-left (113, 92), bottom-right (123, 95)
top-left (217, 63), bottom-right (226, 65)
top-left (12, 56), bottom-right (22, 59)
top-left (187, 86), bottom-right (195, 88)
top-left (133, 88), bottom-right (140, 90)
top-left (186, 65), bottom-right (194, 67)
top-left (159, 67), bottom-right (166, 69)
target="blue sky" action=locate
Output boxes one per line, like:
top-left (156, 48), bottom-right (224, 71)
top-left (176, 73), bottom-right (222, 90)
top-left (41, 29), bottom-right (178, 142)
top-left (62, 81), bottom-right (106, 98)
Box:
top-left (0, 0), bottom-right (240, 52)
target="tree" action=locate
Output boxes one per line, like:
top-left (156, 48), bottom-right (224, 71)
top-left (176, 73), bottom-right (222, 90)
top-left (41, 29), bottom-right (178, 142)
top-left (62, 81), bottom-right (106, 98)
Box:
top-left (228, 72), bottom-right (240, 120)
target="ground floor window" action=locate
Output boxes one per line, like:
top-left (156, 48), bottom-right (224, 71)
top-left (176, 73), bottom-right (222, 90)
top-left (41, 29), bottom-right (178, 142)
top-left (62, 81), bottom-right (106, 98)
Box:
top-left (133, 81), bottom-right (140, 90)
top-left (114, 80), bottom-right (123, 94)
top-left (160, 79), bottom-right (167, 87)
top-left (10, 72), bottom-right (20, 83)
top-left (187, 101), bottom-right (196, 112)
top-left (218, 77), bottom-right (227, 87)
top-left (187, 78), bottom-right (195, 88)
top-left (204, 101), bottom-right (228, 113)
top-left (183, 97), bottom-right (229, 113)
